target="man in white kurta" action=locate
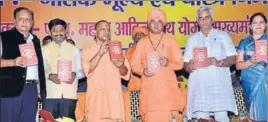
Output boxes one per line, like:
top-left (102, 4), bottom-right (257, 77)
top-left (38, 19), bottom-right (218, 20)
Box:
top-left (184, 7), bottom-right (238, 122)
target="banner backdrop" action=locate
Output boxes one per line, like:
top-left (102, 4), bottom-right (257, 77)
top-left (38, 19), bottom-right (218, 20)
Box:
top-left (1, 1), bottom-right (267, 49)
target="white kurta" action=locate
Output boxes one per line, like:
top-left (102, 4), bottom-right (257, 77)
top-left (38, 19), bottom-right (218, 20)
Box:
top-left (184, 29), bottom-right (238, 119)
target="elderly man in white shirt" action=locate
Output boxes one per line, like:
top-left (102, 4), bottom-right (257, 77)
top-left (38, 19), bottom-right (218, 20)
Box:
top-left (183, 7), bottom-right (238, 122)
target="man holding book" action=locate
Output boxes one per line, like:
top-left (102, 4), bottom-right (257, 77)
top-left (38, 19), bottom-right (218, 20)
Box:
top-left (42, 18), bottom-right (84, 120)
top-left (183, 7), bottom-right (237, 122)
top-left (81, 20), bottom-right (130, 122)
top-left (130, 8), bottom-right (186, 122)
top-left (0, 7), bottom-right (46, 122)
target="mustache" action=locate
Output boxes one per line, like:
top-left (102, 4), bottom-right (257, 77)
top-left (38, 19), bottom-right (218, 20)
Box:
top-left (55, 34), bottom-right (64, 37)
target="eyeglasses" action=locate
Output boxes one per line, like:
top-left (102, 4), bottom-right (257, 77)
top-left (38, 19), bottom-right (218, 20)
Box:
top-left (198, 16), bottom-right (211, 22)
top-left (16, 17), bottom-right (32, 23)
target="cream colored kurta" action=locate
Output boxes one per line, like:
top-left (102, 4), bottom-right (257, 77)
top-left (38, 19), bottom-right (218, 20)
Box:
top-left (42, 41), bottom-right (81, 99)
top-left (82, 41), bottom-right (130, 122)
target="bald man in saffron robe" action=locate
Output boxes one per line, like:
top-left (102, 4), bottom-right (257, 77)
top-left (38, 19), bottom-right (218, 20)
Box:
top-left (82, 20), bottom-right (130, 122)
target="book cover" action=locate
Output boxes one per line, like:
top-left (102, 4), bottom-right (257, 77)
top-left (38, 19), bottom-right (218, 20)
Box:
top-left (108, 41), bottom-right (124, 59)
top-left (193, 47), bottom-right (208, 67)
top-left (19, 42), bottom-right (38, 66)
top-left (255, 40), bottom-right (267, 61)
top-left (39, 110), bottom-right (57, 122)
top-left (147, 52), bottom-right (160, 73)
top-left (57, 60), bottom-right (72, 82)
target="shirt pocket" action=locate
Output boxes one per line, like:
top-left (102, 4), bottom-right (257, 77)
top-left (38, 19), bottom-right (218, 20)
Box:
top-left (211, 42), bottom-right (224, 59)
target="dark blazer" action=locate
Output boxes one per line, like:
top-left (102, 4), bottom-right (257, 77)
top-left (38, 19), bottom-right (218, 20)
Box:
top-left (0, 28), bottom-right (46, 99)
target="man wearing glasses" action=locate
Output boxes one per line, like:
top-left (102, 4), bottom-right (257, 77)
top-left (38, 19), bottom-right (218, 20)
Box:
top-left (183, 7), bottom-right (237, 122)
top-left (0, 7), bottom-right (46, 122)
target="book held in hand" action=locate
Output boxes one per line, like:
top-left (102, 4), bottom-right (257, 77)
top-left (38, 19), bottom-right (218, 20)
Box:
top-left (147, 52), bottom-right (160, 73)
top-left (108, 41), bottom-right (124, 59)
top-left (255, 40), bottom-right (267, 61)
top-left (19, 42), bottom-right (38, 66)
top-left (57, 60), bottom-right (72, 82)
top-left (193, 47), bottom-right (208, 68)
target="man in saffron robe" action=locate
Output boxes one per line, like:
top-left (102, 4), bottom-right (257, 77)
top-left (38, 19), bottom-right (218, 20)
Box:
top-left (131, 8), bottom-right (186, 122)
top-left (81, 20), bottom-right (130, 122)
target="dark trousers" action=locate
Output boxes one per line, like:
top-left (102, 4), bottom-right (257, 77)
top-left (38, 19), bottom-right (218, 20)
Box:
top-left (43, 98), bottom-right (77, 120)
top-left (1, 83), bottom-right (38, 122)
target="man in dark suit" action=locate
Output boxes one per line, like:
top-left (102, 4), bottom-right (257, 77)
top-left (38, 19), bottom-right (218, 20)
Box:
top-left (0, 7), bottom-right (46, 122)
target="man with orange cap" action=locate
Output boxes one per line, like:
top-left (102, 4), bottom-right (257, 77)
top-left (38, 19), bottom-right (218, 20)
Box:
top-left (123, 26), bottom-right (149, 122)
top-left (131, 8), bottom-right (186, 122)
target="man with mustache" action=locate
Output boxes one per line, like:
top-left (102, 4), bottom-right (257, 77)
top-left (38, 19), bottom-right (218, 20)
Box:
top-left (42, 18), bottom-right (84, 119)
top-left (184, 7), bottom-right (237, 121)
top-left (0, 7), bottom-right (46, 122)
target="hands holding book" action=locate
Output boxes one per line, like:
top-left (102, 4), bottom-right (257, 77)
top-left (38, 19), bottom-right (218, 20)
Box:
top-left (49, 74), bottom-right (60, 84)
top-left (19, 42), bottom-right (38, 66)
top-left (65, 72), bottom-right (76, 84)
top-left (247, 55), bottom-right (260, 65)
top-left (206, 57), bottom-right (223, 67)
top-left (187, 57), bottom-right (223, 73)
top-left (107, 40), bottom-right (125, 68)
top-left (111, 59), bottom-right (125, 68)
top-left (49, 72), bottom-right (76, 84)
top-left (144, 56), bottom-right (168, 77)
top-left (98, 41), bottom-right (109, 56)
top-left (143, 68), bottom-right (155, 77)
top-left (112, 59), bottom-right (128, 76)
top-left (108, 40), bottom-right (128, 76)
top-left (246, 40), bottom-right (267, 64)
top-left (144, 53), bottom-right (169, 77)
top-left (14, 56), bottom-right (26, 67)
top-left (4, 56), bottom-right (26, 67)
